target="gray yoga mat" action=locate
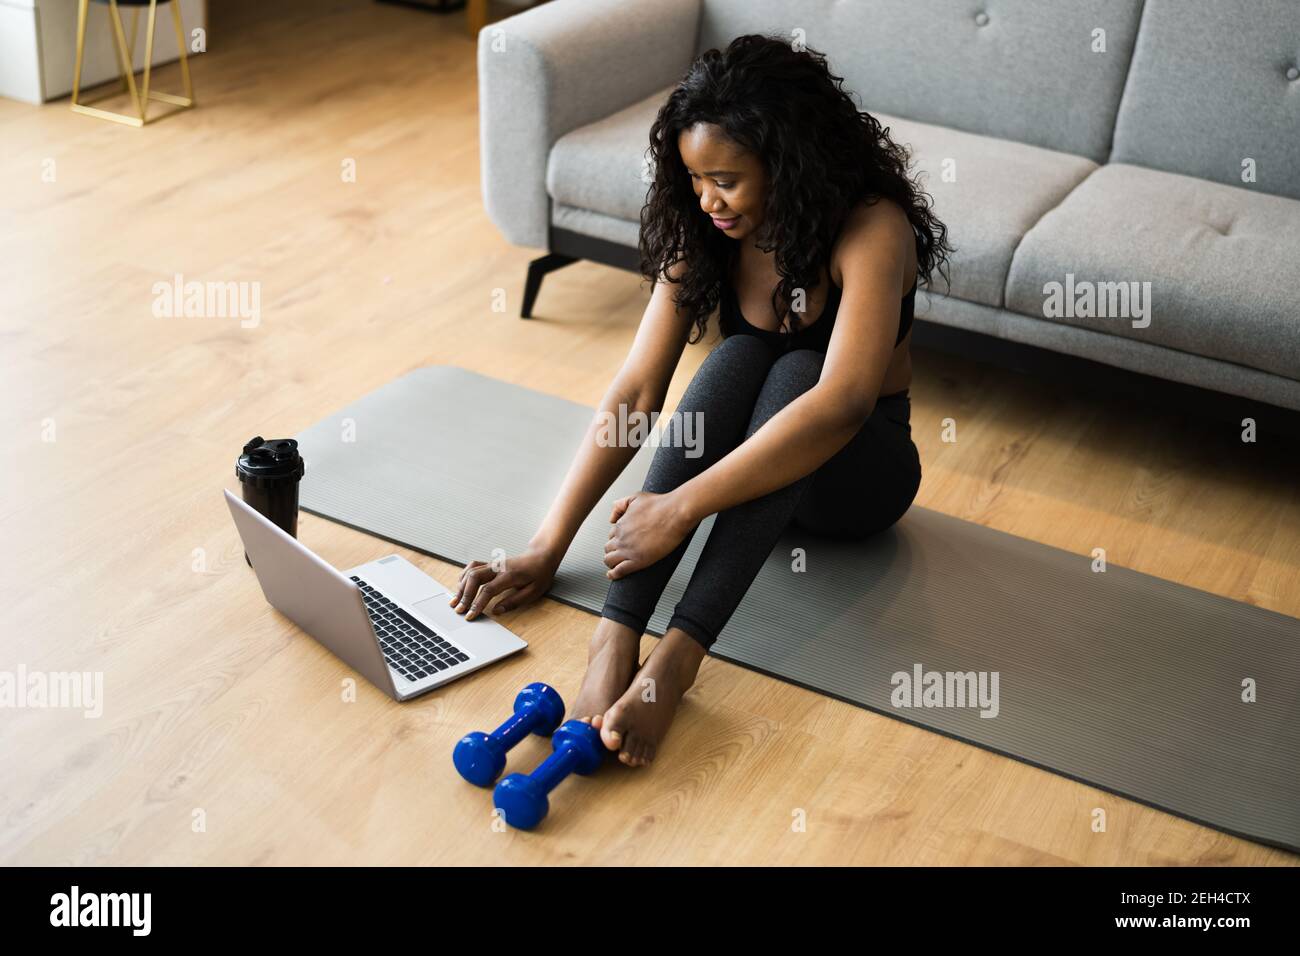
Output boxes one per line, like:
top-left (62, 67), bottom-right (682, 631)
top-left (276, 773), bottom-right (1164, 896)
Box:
top-left (294, 365), bottom-right (1300, 853)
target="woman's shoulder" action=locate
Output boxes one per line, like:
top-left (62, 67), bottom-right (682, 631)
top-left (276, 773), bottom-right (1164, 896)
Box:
top-left (829, 198), bottom-right (916, 288)
top-left (660, 257), bottom-right (690, 283)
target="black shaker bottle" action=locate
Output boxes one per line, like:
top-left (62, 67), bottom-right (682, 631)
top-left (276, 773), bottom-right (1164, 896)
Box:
top-left (235, 436), bottom-right (306, 567)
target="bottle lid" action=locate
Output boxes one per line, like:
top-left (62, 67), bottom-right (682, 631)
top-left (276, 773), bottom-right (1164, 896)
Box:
top-left (236, 436), bottom-right (305, 486)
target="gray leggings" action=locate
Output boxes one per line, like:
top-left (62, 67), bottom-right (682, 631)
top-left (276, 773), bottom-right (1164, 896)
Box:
top-left (601, 334), bottom-right (922, 650)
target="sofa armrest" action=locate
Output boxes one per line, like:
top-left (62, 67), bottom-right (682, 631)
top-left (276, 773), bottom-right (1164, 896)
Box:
top-left (478, 0), bottom-right (702, 250)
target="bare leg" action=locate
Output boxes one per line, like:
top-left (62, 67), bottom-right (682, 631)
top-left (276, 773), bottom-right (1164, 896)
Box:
top-left (594, 626), bottom-right (705, 766)
top-left (590, 346), bottom-right (921, 767)
top-left (575, 336), bottom-right (776, 726)
top-left (567, 617), bottom-right (641, 723)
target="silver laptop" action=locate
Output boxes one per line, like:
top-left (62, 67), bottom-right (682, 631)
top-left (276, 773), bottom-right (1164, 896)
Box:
top-left (224, 489), bottom-right (526, 701)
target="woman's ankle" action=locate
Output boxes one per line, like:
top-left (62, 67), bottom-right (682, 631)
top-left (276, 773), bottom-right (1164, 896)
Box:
top-left (658, 626), bottom-right (709, 682)
top-left (591, 617), bottom-right (642, 658)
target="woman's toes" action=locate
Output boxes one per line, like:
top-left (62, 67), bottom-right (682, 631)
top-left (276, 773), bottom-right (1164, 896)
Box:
top-left (599, 704), bottom-right (625, 751)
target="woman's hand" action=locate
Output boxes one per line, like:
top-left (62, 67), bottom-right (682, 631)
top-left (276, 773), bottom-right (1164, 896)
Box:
top-left (450, 543), bottom-right (561, 620)
top-left (604, 490), bottom-right (693, 580)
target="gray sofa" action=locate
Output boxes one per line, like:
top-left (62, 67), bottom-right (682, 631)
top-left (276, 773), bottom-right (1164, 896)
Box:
top-left (477, 0), bottom-right (1300, 418)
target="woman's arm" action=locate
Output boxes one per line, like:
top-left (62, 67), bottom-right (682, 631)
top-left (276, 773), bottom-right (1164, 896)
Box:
top-left (527, 383), bottom-right (658, 559)
top-left (529, 267), bottom-right (694, 559)
top-left (667, 386), bottom-right (871, 526)
top-left (667, 203), bottom-right (911, 525)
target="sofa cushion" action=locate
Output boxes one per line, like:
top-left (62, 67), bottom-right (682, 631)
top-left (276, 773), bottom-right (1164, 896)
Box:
top-left (547, 86), bottom-right (673, 225)
top-left (698, 0), bottom-right (1144, 162)
top-left (1006, 164), bottom-right (1300, 381)
top-left (548, 96), bottom-right (1097, 310)
top-left (1110, 0), bottom-right (1300, 202)
top-left (873, 113), bottom-right (1096, 308)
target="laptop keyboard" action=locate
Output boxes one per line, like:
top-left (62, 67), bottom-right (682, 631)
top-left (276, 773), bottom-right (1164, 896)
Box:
top-left (350, 576), bottom-right (470, 683)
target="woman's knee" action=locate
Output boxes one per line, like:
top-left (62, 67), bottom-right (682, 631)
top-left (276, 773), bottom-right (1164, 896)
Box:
top-left (676, 336), bottom-right (774, 414)
top-left (700, 334), bottom-right (775, 379)
top-left (641, 337), bottom-right (775, 489)
top-left (767, 349), bottom-right (824, 396)
top-left (747, 348), bottom-right (824, 433)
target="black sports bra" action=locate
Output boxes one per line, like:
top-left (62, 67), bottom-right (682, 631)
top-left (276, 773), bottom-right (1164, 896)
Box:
top-left (720, 272), bottom-right (918, 355)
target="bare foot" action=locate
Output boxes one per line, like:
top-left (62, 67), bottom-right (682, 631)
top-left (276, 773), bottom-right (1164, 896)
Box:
top-left (596, 627), bottom-right (706, 767)
top-left (568, 618), bottom-right (641, 724)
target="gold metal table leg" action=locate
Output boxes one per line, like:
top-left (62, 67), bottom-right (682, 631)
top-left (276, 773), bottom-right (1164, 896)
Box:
top-left (70, 0), bottom-right (195, 127)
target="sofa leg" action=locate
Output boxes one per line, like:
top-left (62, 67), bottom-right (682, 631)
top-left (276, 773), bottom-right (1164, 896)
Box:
top-left (521, 253), bottom-right (577, 318)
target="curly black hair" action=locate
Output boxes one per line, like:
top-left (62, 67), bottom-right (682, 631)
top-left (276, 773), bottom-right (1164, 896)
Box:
top-left (639, 33), bottom-right (954, 345)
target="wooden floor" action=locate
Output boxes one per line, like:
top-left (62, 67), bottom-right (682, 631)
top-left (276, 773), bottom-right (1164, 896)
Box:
top-left (1, 0), bottom-right (1296, 866)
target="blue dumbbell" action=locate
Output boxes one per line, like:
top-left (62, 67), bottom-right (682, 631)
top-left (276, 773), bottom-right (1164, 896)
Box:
top-left (493, 719), bottom-right (605, 830)
top-left (453, 683), bottom-right (566, 787)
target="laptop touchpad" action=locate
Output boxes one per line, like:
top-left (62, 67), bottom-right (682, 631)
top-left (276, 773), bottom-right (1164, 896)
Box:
top-left (411, 596), bottom-right (472, 634)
